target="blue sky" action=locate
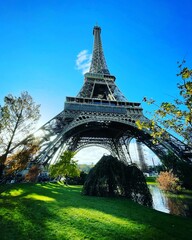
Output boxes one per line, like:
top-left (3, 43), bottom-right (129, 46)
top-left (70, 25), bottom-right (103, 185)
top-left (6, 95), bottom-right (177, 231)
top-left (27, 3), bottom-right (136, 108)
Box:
top-left (0, 0), bottom-right (192, 164)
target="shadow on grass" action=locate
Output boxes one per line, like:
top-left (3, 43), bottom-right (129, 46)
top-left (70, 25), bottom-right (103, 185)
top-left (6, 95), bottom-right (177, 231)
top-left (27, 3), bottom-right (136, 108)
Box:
top-left (0, 183), bottom-right (192, 240)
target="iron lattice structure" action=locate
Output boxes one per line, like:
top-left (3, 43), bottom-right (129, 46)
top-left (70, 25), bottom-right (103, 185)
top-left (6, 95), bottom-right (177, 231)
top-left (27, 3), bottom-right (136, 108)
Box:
top-left (13, 26), bottom-right (192, 165)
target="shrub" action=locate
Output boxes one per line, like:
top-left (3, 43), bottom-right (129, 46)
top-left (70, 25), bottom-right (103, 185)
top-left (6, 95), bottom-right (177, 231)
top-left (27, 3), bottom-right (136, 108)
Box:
top-left (25, 165), bottom-right (39, 182)
top-left (156, 171), bottom-right (182, 193)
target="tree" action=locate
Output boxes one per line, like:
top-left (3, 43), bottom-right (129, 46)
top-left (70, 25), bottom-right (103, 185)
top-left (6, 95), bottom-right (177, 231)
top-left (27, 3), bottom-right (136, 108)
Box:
top-left (0, 91), bottom-right (40, 175)
top-left (135, 63), bottom-right (192, 189)
top-left (48, 151), bottom-right (80, 181)
top-left (136, 62), bottom-right (192, 146)
top-left (4, 142), bottom-right (40, 179)
top-left (82, 155), bottom-right (153, 207)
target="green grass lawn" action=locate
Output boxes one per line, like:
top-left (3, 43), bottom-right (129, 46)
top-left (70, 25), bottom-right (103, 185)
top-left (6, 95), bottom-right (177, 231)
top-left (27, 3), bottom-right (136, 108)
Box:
top-left (146, 176), bottom-right (157, 185)
top-left (0, 182), bottom-right (192, 240)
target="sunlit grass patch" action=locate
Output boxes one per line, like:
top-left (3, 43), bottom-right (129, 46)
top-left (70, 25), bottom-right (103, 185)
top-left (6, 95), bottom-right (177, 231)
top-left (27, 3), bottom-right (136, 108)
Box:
top-left (1, 188), bottom-right (24, 197)
top-left (67, 206), bottom-right (147, 230)
top-left (44, 207), bottom-right (147, 239)
top-left (51, 191), bottom-right (60, 195)
top-left (23, 193), bottom-right (56, 202)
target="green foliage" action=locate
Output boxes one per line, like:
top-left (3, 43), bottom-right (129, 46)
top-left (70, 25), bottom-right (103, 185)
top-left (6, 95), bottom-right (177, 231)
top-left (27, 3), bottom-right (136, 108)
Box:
top-left (160, 151), bottom-right (192, 189)
top-left (157, 170), bottom-right (182, 193)
top-left (67, 171), bottom-right (88, 185)
top-left (1, 183), bottom-right (192, 240)
top-left (136, 62), bottom-right (192, 146)
top-left (49, 151), bottom-right (80, 179)
top-left (0, 92), bottom-right (41, 166)
top-left (82, 155), bottom-right (152, 207)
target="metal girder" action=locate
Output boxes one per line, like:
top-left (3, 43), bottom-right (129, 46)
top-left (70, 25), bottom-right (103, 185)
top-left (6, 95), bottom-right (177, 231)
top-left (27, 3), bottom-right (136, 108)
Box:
top-left (89, 26), bottom-right (110, 75)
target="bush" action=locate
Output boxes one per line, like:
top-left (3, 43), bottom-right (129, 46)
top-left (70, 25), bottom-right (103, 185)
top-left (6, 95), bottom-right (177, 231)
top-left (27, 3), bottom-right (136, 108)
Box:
top-left (25, 165), bottom-right (39, 182)
top-left (68, 171), bottom-right (88, 185)
top-left (156, 171), bottom-right (182, 193)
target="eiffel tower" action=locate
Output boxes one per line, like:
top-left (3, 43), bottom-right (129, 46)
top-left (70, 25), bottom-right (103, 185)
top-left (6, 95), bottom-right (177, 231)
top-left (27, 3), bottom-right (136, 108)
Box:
top-left (17, 26), bottom-right (192, 165)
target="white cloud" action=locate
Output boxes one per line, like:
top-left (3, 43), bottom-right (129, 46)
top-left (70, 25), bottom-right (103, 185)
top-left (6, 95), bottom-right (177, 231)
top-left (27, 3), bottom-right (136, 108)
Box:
top-left (76, 50), bottom-right (92, 74)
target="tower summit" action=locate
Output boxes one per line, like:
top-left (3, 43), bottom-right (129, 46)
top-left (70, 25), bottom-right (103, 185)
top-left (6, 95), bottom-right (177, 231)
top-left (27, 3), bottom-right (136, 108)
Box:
top-left (78, 26), bottom-right (127, 101)
top-left (89, 26), bottom-right (110, 75)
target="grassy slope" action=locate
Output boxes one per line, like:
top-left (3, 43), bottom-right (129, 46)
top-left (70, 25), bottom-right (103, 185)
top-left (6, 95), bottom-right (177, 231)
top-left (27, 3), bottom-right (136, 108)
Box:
top-left (0, 183), bottom-right (192, 240)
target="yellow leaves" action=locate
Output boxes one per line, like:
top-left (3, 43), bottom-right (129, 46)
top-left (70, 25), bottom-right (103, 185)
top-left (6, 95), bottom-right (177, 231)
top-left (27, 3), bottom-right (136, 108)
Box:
top-left (185, 81), bottom-right (192, 95)
top-left (151, 129), bottom-right (165, 139)
top-left (136, 118), bottom-right (170, 144)
top-left (155, 109), bottom-right (166, 117)
top-left (176, 111), bottom-right (182, 117)
top-left (182, 68), bottom-right (192, 79)
top-left (135, 120), bottom-right (143, 130)
top-left (185, 114), bottom-right (192, 124)
top-left (161, 102), bottom-right (176, 113)
top-left (135, 120), bottom-right (153, 131)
